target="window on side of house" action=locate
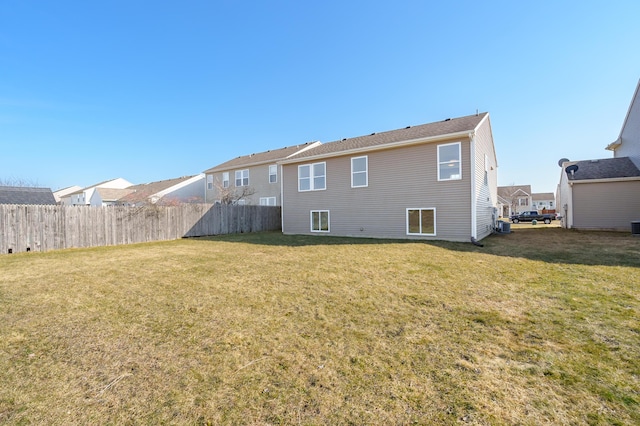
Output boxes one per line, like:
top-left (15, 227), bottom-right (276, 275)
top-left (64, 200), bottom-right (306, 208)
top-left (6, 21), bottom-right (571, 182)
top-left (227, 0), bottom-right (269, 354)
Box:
top-left (235, 169), bottom-right (249, 187)
top-left (222, 172), bottom-right (229, 188)
top-left (298, 162), bottom-right (326, 191)
top-left (206, 174), bottom-right (213, 190)
top-left (351, 156), bottom-right (368, 188)
top-left (269, 165), bottom-right (277, 183)
top-left (484, 154), bottom-right (489, 186)
top-left (260, 197), bottom-right (276, 206)
top-left (406, 208), bottom-right (436, 236)
top-left (438, 142), bottom-right (461, 181)
top-left (310, 210), bottom-right (330, 232)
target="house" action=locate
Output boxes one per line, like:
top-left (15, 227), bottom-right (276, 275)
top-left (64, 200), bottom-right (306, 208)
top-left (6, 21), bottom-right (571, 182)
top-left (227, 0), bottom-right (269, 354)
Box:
top-left (497, 185), bottom-right (532, 217)
top-left (117, 175), bottom-right (205, 206)
top-left (203, 142), bottom-right (320, 205)
top-left (278, 113), bottom-right (498, 242)
top-left (532, 193), bottom-right (556, 212)
top-left (606, 78), bottom-right (640, 167)
top-left (52, 185), bottom-right (82, 204)
top-left (0, 186), bottom-right (57, 205)
top-left (557, 157), bottom-right (640, 230)
top-left (91, 188), bottom-right (135, 206)
top-left (557, 78), bottom-right (640, 231)
top-left (61, 178), bottom-right (133, 206)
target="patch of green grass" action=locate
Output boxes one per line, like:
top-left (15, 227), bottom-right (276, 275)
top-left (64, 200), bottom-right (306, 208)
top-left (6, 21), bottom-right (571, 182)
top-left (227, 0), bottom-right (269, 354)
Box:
top-left (0, 229), bottom-right (639, 424)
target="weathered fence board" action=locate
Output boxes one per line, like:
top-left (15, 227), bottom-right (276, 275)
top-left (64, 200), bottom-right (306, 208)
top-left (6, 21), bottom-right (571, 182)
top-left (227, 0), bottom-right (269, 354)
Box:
top-left (0, 204), bottom-right (281, 254)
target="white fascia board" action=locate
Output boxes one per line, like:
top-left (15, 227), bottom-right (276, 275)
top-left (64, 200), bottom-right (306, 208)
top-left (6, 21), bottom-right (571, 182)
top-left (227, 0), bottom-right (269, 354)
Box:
top-left (157, 174), bottom-right (205, 198)
top-left (569, 176), bottom-right (640, 185)
top-left (278, 130), bottom-right (473, 165)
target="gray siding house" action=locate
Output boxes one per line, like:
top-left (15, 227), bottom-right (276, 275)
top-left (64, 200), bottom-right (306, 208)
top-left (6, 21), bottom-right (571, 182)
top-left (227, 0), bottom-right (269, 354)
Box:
top-left (557, 78), bottom-right (640, 231)
top-left (279, 113), bottom-right (498, 242)
top-left (203, 143), bottom-right (320, 205)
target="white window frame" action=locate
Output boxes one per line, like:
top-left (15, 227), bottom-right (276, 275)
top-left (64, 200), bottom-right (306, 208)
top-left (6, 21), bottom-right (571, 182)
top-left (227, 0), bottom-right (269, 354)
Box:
top-left (269, 164), bottom-right (277, 184)
top-left (206, 174), bottom-right (214, 190)
top-left (351, 155), bottom-right (368, 188)
top-left (235, 169), bottom-right (249, 187)
top-left (310, 210), bottom-right (330, 233)
top-left (298, 162), bottom-right (326, 191)
top-left (484, 154), bottom-right (489, 186)
top-left (222, 172), bottom-right (229, 188)
top-left (259, 197), bottom-right (276, 206)
top-left (437, 142), bottom-right (462, 181)
top-left (406, 208), bottom-right (436, 236)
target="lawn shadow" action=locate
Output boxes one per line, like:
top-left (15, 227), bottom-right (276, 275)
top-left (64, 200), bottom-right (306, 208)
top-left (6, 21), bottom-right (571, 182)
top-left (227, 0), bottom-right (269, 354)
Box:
top-left (191, 228), bottom-right (640, 268)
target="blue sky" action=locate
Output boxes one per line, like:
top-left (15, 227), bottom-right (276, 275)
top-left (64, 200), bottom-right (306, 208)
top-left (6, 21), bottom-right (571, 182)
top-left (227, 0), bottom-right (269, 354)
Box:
top-left (2, 1), bottom-right (639, 194)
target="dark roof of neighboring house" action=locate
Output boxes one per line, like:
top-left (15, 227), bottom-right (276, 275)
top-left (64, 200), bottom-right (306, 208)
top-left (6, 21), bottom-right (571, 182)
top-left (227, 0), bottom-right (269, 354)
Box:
top-left (204, 142), bottom-right (320, 173)
top-left (284, 113), bottom-right (489, 162)
top-left (0, 186), bottom-right (57, 205)
top-left (564, 157), bottom-right (640, 181)
top-left (118, 175), bottom-right (198, 204)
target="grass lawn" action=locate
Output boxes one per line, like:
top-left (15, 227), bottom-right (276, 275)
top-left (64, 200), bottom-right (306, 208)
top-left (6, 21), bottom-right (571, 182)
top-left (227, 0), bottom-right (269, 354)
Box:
top-left (1, 228), bottom-right (639, 425)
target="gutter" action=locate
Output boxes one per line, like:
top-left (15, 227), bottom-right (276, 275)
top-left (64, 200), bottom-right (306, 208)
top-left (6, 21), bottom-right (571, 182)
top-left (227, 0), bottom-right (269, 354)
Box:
top-left (569, 176), bottom-right (640, 184)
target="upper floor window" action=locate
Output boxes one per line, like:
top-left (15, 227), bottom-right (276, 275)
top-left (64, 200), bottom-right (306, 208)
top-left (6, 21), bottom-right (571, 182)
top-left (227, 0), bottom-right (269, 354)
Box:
top-left (207, 174), bottom-right (213, 190)
top-left (484, 154), bottom-right (489, 186)
top-left (438, 142), bottom-right (461, 181)
top-left (269, 165), bottom-right (277, 183)
top-left (235, 169), bottom-right (249, 187)
top-left (351, 156), bottom-right (368, 188)
top-left (298, 162), bottom-right (326, 191)
top-left (222, 172), bottom-right (229, 188)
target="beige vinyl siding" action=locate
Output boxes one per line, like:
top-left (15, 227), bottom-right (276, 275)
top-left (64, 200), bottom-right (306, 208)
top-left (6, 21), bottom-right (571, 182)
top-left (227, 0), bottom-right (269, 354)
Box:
top-left (206, 164), bottom-right (281, 205)
top-left (572, 180), bottom-right (640, 231)
top-left (282, 139), bottom-right (472, 241)
top-left (472, 116), bottom-right (498, 240)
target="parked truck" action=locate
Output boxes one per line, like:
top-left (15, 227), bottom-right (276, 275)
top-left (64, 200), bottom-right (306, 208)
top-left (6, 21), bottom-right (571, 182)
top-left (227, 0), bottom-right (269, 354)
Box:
top-left (510, 210), bottom-right (554, 224)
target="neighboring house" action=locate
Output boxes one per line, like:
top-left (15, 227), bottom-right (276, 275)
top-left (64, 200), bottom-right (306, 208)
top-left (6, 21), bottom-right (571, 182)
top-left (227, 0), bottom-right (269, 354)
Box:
top-left (0, 186), bottom-right (57, 205)
top-left (532, 193), bottom-right (555, 211)
top-left (203, 142), bottom-right (320, 205)
top-left (606, 78), bottom-right (640, 168)
top-left (557, 78), bottom-right (640, 231)
top-left (557, 158), bottom-right (640, 230)
top-left (61, 178), bottom-right (133, 206)
top-left (91, 188), bottom-right (135, 206)
top-left (279, 113), bottom-right (498, 242)
top-left (497, 185), bottom-right (532, 217)
top-left (117, 174), bottom-right (205, 206)
top-left (52, 185), bottom-right (82, 204)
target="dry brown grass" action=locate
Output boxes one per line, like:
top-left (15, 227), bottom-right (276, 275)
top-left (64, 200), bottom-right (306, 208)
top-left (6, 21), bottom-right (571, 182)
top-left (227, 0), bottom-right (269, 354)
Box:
top-left (1, 228), bottom-right (639, 425)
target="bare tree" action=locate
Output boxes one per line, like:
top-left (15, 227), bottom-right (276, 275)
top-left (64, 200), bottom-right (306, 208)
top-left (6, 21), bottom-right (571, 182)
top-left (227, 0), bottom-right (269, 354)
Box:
top-left (0, 177), bottom-right (40, 187)
top-left (213, 179), bottom-right (255, 205)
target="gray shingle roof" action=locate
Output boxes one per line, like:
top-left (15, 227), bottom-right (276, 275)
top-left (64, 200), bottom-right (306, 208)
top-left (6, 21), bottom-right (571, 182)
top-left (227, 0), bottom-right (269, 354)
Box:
top-left (564, 157), bottom-right (640, 180)
top-left (204, 142), bottom-right (320, 173)
top-left (284, 113), bottom-right (488, 162)
top-left (0, 186), bottom-right (57, 205)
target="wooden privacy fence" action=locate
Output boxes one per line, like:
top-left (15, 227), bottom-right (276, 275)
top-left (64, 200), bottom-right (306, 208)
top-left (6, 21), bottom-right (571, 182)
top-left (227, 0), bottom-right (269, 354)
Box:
top-left (0, 204), bottom-right (281, 254)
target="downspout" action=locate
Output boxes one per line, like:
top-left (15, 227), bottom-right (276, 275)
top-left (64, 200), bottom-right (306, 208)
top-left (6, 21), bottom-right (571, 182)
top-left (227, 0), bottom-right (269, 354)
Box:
top-left (469, 133), bottom-right (477, 240)
top-left (279, 163), bottom-right (284, 232)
